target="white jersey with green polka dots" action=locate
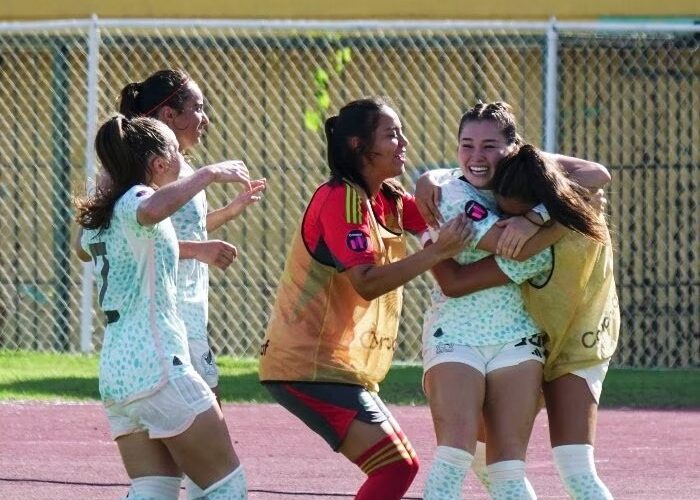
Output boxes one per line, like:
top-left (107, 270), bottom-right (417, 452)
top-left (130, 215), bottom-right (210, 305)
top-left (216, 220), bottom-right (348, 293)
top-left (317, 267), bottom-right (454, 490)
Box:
top-left (81, 185), bottom-right (190, 405)
top-left (169, 163), bottom-right (209, 343)
top-left (423, 170), bottom-right (552, 349)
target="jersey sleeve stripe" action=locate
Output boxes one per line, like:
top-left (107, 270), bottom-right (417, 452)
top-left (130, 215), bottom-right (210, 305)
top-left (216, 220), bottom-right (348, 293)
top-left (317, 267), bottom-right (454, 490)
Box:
top-left (345, 185), bottom-right (361, 224)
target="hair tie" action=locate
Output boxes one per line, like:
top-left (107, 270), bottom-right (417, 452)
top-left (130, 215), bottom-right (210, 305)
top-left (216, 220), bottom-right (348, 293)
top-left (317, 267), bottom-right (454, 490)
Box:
top-left (142, 79), bottom-right (190, 117)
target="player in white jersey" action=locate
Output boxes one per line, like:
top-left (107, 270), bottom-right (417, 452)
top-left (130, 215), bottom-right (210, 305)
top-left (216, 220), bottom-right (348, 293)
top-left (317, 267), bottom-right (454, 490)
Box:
top-left (119, 69), bottom-right (266, 400)
top-left (75, 115), bottom-right (251, 499)
top-left (416, 102), bottom-right (612, 500)
top-left (428, 145), bottom-right (617, 499)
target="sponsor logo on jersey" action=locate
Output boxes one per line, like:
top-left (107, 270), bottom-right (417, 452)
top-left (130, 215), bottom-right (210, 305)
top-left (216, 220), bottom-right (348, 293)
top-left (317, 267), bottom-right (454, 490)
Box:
top-left (464, 200), bottom-right (488, 221)
top-left (346, 229), bottom-right (369, 252)
top-left (582, 315), bottom-right (611, 348)
top-left (360, 330), bottom-right (397, 351)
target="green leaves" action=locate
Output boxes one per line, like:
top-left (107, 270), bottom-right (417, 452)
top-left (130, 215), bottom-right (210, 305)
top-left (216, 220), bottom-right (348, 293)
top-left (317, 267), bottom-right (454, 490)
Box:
top-left (304, 46), bottom-right (353, 132)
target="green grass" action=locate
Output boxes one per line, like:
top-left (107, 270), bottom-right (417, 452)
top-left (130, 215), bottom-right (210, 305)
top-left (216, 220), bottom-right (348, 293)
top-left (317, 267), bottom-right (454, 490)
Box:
top-left (0, 351), bottom-right (698, 408)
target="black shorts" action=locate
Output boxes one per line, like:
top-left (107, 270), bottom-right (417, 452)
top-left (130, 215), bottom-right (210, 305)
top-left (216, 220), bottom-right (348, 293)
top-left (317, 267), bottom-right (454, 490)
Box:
top-left (263, 381), bottom-right (392, 451)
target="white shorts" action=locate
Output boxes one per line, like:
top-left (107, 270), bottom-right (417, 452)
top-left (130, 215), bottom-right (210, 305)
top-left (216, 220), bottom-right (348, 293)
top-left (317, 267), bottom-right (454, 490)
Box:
top-left (105, 368), bottom-right (217, 440)
top-left (571, 360), bottom-right (610, 404)
top-left (189, 338), bottom-right (219, 388)
top-left (423, 334), bottom-right (545, 379)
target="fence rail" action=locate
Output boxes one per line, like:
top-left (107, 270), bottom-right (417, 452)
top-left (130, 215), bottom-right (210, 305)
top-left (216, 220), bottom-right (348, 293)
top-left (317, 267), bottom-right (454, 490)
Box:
top-left (0, 17), bottom-right (697, 368)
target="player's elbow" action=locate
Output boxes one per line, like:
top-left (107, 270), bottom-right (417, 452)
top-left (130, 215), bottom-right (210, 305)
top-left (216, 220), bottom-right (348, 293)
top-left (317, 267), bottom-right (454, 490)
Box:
top-left (354, 284), bottom-right (381, 302)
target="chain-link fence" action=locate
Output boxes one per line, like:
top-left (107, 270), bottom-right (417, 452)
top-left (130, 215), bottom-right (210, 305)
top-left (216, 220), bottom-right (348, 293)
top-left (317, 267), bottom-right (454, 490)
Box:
top-left (0, 18), bottom-right (697, 368)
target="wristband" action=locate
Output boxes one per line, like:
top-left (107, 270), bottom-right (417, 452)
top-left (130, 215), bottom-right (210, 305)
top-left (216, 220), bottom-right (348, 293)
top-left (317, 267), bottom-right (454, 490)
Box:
top-left (530, 203), bottom-right (550, 224)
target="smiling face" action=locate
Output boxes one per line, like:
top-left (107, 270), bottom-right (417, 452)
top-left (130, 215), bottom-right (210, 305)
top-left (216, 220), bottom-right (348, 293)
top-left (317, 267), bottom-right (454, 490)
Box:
top-left (457, 120), bottom-right (517, 189)
top-left (363, 105), bottom-right (409, 182)
top-left (160, 81), bottom-right (209, 152)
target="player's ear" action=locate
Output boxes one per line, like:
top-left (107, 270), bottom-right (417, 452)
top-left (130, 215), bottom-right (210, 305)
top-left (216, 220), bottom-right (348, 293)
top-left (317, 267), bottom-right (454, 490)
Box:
top-left (156, 105), bottom-right (177, 127)
top-left (148, 155), bottom-right (167, 181)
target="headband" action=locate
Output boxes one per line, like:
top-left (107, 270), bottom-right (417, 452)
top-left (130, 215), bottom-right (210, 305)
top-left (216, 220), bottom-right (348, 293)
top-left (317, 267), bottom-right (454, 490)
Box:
top-left (142, 79), bottom-right (190, 117)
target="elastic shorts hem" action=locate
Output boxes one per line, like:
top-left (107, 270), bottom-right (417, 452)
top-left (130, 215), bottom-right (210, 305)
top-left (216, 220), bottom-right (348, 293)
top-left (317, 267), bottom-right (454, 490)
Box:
top-left (571, 360), bottom-right (610, 404)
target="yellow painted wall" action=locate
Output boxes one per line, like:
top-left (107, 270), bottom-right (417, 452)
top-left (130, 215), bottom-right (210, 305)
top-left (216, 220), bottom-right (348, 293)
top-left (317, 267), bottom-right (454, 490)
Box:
top-left (2, 0), bottom-right (699, 20)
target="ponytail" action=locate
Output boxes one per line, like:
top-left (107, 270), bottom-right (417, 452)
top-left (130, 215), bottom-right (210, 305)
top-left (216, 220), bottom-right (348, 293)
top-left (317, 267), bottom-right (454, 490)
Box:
top-left (117, 69), bottom-right (191, 118)
top-left (119, 82), bottom-right (143, 118)
top-left (75, 115), bottom-right (174, 231)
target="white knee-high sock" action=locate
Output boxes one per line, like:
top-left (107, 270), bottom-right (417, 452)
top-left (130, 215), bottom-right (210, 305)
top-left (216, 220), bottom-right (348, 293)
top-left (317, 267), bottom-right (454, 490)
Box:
top-left (488, 460), bottom-right (536, 499)
top-left (553, 444), bottom-right (613, 500)
top-left (423, 446), bottom-right (473, 500)
top-left (124, 476), bottom-right (181, 500)
top-left (187, 466), bottom-right (247, 500)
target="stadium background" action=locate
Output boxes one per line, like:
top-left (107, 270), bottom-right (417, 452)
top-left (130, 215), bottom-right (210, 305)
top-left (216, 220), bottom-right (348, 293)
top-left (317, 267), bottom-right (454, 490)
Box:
top-left (0, 3), bottom-right (697, 369)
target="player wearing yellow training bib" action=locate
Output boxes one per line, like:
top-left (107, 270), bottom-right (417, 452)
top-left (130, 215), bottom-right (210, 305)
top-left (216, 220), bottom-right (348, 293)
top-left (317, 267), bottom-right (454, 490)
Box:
top-left (436, 144), bottom-right (617, 500)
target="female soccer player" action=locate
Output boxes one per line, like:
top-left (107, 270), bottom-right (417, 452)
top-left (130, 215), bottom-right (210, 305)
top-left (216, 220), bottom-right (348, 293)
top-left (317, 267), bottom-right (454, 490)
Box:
top-left (431, 144), bottom-right (618, 499)
top-left (75, 115), bottom-right (250, 499)
top-left (119, 69), bottom-right (266, 401)
top-left (416, 102), bottom-right (611, 499)
top-left (259, 97), bottom-right (473, 499)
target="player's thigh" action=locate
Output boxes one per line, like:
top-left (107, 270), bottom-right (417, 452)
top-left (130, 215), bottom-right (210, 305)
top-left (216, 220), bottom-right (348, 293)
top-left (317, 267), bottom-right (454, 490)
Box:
top-left (162, 405), bottom-right (239, 489)
top-left (338, 418), bottom-right (403, 462)
top-left (484, 360), bottom-right (542, 462)
top-left (544, 373), bottom-right (598, 446)
top-left (116, 431), bottom-right (180, 478)
top-left (424, 359), bottom-right (485, 451)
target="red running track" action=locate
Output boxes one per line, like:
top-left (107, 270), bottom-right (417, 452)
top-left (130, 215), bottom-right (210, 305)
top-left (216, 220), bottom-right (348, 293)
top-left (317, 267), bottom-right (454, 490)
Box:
top-left (0, 402), bottom-right (698, 499)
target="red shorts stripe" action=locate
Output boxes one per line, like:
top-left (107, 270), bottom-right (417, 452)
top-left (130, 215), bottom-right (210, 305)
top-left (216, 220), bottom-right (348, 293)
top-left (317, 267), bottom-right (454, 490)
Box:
top-left (283, 383), bottom-right (357, 442)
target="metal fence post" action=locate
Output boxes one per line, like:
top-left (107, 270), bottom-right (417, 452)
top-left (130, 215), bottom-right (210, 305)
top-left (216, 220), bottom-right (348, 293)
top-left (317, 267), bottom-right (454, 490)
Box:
top-left (544, 16), bottom-right (559, 153)
top-left (79, 14), bottom-right (100, 353)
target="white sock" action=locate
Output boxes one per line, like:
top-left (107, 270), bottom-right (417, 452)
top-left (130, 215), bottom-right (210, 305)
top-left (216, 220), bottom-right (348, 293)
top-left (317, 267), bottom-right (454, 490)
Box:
top-left (472, 441), bottom-right (493, 493)
top-left (187, 466), bottom-right (247, 500)
top-left (125, 476), bottom-right (181, 500)
top-left (423, 445), bottom-right (473, 500)
top-left (488, 460), bottom-right (536, 499)
top-left (553, 444), bottom-right (613, 500)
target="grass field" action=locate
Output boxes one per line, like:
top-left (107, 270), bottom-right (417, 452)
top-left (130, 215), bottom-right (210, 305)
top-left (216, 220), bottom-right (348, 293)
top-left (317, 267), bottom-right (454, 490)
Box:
top-left (0, 351), bottom-right (698, 408)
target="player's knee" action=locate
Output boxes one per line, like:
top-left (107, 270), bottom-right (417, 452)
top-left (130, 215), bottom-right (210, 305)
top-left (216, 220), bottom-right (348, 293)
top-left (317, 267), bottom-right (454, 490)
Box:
top-left (371, 454), bottom-right (419, 483)
top-left (123, 476), bottom-right (181, 500)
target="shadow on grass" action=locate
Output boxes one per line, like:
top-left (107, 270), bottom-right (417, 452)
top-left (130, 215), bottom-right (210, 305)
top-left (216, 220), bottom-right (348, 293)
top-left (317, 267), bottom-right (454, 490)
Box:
top-left (0, 373), bottom-right (275, 403)
top-left (0, 377), bottom-right (100, 400)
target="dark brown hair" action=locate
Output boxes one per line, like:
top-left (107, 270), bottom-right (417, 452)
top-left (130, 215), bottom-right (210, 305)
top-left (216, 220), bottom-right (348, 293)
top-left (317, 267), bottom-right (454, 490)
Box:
top-left (119, 69), bottom-right (192, 118)
top-left (324, 97), bottom-right (405, 202)
top-left (75, 115), bottom-right (174, 231)
top-left (457, 101), bottom-right (523, 146)
top-left (492, 144), bottom-right (608, 243)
